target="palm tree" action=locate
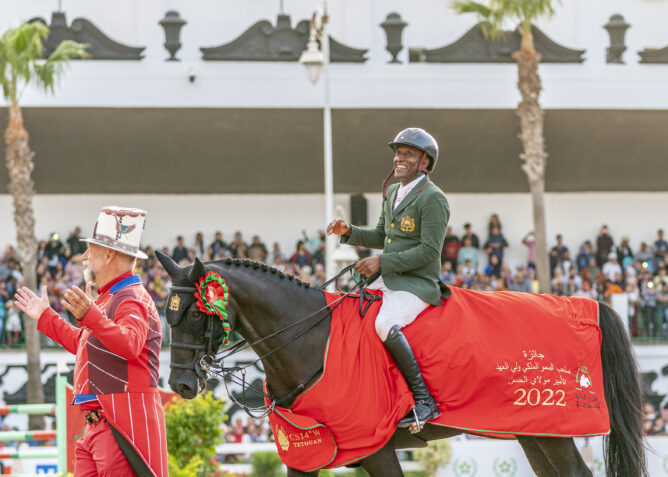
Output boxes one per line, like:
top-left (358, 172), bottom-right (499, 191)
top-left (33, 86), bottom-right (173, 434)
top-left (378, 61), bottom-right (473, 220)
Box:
top-left (1, 21), bottom-right (87, 427)
top-left (452, 0), bottom-right (556, 293)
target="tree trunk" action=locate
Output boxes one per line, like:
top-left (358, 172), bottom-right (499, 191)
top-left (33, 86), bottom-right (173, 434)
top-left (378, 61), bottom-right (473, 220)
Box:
top-left (5, 100), bottom-right (44, 429)
top-left (513, 28), bottom-right (551, 294)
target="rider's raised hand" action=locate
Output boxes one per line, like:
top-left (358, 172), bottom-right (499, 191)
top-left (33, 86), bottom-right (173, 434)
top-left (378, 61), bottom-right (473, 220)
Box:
top-left (326, 219), bottom-right (351, 236)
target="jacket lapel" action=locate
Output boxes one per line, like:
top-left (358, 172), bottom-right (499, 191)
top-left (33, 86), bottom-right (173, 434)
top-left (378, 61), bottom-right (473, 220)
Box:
top-left (385, 185), bottom-right (398, 218)
top-left (392, 175), bottom-right (429, 219)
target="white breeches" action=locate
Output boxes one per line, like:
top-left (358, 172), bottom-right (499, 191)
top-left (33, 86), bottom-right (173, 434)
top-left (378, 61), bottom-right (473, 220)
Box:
top-left (368, 276), bottom-right (429, 341)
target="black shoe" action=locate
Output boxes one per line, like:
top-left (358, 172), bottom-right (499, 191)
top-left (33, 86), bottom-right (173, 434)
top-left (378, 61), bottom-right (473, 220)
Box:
top-left (383, 325), bottom-right (441, 433)
top-left (397, 397), bottom-right (441, 431)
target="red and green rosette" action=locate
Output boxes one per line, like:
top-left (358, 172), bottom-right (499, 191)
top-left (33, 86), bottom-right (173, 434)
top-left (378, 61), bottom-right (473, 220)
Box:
top-left (195, 271), bottom-right (232, 346)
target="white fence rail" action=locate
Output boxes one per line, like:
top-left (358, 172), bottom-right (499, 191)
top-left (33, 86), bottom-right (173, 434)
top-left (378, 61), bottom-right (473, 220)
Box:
top-left (217, 437), bottom-right (668, 476)
top-left (5, 438), bottom-right (668, 476)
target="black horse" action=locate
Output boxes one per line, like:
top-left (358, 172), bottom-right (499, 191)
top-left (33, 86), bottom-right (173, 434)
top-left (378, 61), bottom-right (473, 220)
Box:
top-left (156, 252), bottom-right (646, 477)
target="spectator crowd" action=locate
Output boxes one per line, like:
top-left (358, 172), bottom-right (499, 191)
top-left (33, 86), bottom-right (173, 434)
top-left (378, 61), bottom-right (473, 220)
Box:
top-left (442, 218), bottom-right (668, 340)
top-left (1, 215), bottom-right (667, 346)
top-left (220, 416), bottom-right (274, 453)
top-left (0, 227), bottom-right (330, 347)
top-left (643, 401), bottom-right (668, 436)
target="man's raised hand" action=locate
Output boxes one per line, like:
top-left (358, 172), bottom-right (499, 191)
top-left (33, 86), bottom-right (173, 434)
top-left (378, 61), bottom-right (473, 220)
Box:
top-left (14, 286), bottom-right (50, 321)
top-left (326, 219), bottom-right (351, 236)
top-left (62, 283), bottom-right (95, 321)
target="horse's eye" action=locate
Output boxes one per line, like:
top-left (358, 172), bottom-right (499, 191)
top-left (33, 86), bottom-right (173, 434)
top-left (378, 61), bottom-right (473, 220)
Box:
top-left (191, 310), bottom-right (203, 320)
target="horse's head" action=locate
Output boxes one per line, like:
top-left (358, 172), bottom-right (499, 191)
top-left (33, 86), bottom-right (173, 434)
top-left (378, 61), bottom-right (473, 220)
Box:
top-left (156, 251), bottom-right (234, 399)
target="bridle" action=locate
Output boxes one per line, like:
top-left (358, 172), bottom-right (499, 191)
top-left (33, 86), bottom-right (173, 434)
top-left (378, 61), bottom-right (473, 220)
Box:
top-left (167, 264), bottom-right (381, 418)
top-left (168, 284), bottom-right (220, 378)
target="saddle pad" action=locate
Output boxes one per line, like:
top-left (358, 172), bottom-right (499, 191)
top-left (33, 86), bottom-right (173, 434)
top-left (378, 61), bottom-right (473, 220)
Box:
top-left (275, 287), bottom-right (609, 468)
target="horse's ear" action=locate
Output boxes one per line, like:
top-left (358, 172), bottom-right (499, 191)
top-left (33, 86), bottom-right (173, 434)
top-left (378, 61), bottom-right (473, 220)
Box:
top-left (156, 250), bottom-right (180, 277)
top-left (188, 257), bottom-right (206, 284)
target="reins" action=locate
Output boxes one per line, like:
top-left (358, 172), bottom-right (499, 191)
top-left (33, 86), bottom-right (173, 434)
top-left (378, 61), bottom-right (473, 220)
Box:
top-left (170, 262), bottom-right (381, 418)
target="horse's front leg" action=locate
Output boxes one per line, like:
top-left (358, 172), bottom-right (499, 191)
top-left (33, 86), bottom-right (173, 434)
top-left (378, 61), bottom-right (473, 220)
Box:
top-left (287, 468), bottom-right (319, 477)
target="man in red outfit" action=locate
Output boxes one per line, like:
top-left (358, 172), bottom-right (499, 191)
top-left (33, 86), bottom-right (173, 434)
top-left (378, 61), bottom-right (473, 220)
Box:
top-left (15, 207), bottom-right (167, 476)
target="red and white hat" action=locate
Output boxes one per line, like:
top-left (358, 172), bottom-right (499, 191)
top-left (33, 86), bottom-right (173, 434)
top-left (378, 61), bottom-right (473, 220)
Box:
top-left (81, 206), bottom-right (148, 259)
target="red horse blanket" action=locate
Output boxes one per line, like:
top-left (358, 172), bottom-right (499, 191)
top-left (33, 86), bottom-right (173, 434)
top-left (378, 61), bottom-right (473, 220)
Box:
top-left (267, 287), bottom-right (609, 470)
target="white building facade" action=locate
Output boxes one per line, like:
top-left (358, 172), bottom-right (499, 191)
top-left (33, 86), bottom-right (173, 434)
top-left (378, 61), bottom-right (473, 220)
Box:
top-left (0, 0), bottom-right (667, 263)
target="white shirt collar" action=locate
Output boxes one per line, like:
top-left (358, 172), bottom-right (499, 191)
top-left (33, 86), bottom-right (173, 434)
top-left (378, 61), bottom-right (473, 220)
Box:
top-left (397, 174), bottom-right (425, 195)
top-left (394, 174), bottom-right (425, 210)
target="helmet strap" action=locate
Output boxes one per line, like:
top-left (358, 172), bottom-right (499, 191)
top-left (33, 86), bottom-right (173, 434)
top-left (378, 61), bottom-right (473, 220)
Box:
top-left (382, 165), bottom-right (396, 200)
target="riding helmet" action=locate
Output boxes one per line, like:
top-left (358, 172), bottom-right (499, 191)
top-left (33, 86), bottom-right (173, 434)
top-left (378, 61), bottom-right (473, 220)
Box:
top-left (388, 128), bottom-right (439, 172)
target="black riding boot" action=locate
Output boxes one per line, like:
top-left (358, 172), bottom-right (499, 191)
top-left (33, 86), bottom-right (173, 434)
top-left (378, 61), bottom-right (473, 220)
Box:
top-left (383, 325), bottom-right (440, 432)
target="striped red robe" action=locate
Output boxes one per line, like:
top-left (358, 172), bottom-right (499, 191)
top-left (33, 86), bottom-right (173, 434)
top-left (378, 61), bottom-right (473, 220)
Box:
top-left (39, 271), bottom-right (168, 477)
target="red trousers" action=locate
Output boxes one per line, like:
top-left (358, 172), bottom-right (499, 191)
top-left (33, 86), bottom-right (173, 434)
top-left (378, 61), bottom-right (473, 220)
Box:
top-left (74, 418), bottom-right (136, 477)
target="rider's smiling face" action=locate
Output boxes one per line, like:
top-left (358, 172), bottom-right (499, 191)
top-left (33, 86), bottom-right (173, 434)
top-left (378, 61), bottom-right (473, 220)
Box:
top-left (393, 145), bottom-right (427, 185)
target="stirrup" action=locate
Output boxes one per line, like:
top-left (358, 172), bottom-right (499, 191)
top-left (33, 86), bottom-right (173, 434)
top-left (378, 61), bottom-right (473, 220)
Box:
top-left (408, 408), bottom-right (424, 434)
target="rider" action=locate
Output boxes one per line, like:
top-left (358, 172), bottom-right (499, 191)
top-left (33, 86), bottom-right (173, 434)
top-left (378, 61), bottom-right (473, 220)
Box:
top-left (327, 127), bottom-right (450, 431)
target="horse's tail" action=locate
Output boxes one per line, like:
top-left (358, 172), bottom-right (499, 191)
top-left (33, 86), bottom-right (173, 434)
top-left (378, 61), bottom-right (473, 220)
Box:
top-left (599, 302), bottom-right (647, 477)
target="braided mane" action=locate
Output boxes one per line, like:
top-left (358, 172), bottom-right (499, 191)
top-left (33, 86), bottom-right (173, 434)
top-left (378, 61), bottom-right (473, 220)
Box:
top-left (210, 257), bottom-right (311, 288)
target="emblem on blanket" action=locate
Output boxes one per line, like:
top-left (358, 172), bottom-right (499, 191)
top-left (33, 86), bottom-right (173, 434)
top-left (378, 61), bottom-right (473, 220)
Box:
top-left (266, 406), bottom-right (338, 472)
top-left (574, 365), bottom-right (602, 410)
top-left (400, 216), bottom-right (415, 232)
top-left (277, 426), bottom-right (290, 451)
top-left (169, 295), bottom-right (180, 311)
top-left (576, 366), bottom-right (593, 392)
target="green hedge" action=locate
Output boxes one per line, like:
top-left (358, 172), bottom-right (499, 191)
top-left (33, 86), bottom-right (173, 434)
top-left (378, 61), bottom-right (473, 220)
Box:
top-left (165, 392), bottom-right (226, 476)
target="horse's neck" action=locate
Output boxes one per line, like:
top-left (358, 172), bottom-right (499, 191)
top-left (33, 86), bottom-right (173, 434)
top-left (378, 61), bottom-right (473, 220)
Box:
top-left (223, 264), bottom-right (330, 404)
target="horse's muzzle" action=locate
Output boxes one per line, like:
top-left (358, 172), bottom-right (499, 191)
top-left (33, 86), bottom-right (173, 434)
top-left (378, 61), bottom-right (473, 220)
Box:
top-left (169, 371), bottom-right (201, 399)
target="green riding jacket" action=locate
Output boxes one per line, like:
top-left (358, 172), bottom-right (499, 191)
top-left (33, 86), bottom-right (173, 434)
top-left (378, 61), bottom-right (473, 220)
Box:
top-left (341, 175), bottom-right (451, 306)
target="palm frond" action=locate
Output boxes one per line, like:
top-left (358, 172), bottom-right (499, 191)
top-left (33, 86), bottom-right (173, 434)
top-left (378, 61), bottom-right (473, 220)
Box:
top-left (48, 40), bottom-right (89, 63)
top-left (34, 40), bottom-right (89, 93)
top-left (0, 37), bottom-right (9, 99)
top-left (452, 0), bottom-right (559, 38)
top-left (0, 21), bottom-right (87, 101)
top-left (521, 0), bottom-right (558, 22)
top-left (451, 1), bottom-right (493, 17)
top-left (451, 0), bottom-right (507, 38)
